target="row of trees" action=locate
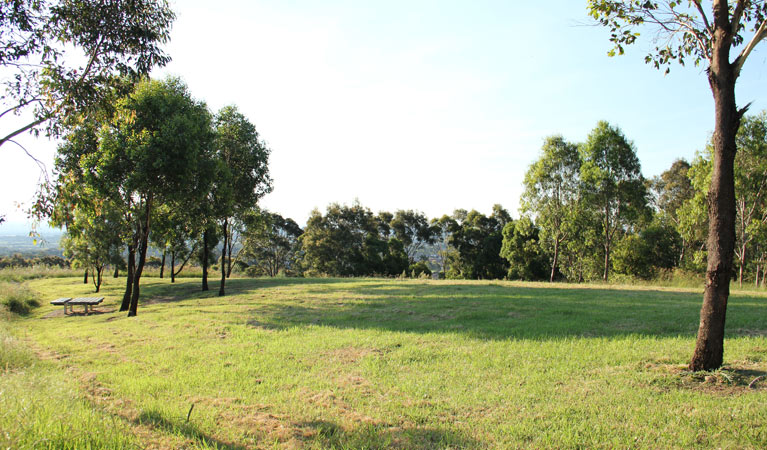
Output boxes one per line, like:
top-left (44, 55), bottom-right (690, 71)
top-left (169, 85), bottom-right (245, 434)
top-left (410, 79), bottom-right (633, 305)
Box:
top-left (42, 77), bottom-right (272, 316)
top-left (298, 114), bottom-right (767, 286)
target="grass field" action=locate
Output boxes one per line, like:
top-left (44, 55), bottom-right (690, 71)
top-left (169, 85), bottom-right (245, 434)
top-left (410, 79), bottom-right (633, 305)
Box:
top-left (3, 275), bottom-right (767, 449)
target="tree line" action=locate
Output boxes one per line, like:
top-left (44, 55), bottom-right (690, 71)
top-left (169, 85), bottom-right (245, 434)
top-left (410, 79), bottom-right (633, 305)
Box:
top-left (297, 114), bottom-right (767, 287)
top-left (38, 111), bottom-right (767, 315)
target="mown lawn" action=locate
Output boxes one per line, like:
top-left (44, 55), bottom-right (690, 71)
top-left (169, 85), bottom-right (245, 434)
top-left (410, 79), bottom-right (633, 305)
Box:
top-left (3, 276), bottom-right (767, 449)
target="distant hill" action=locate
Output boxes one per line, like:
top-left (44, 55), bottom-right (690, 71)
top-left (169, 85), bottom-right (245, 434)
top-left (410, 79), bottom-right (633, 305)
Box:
top-left (0, 223), bottom-right (63, 256)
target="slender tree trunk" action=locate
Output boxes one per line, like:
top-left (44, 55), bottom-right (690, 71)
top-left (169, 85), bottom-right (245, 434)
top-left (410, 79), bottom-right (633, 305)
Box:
top-left (160, 250), bottom-right (166, 279)
top-left (114, 265), bottom-right (119, 278)
top-left (83, 270), bottom-right (88, 284)
top-left (550, 238), bottom-right (560, 283)
top-left (202, 229), bottom-right (209, 291)
top-left (690, 29), bottom-right (740, 370)
top-left (603, 204), bottom-right (610, 282)
top-left (226, 226), bottom-right (235, 278)
top-left (219, 219), bottom-right (228, 296)
top-left (171, 251), bottom-right (176, 283)
top-left (129, 197), bottom-right (152, 317)
top-left (679, 238), bottom-right (687, 266)
top-left (94, 267), bottom-right (102, 293)
top-left (120, 244), bottom-right (136, 311)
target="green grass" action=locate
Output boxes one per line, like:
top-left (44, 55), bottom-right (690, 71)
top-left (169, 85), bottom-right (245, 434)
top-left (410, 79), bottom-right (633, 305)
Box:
top-left (0, 308), bottom-right (140, 449)
top-left (4, 275), bottom-right (767, 449)
top-left (0, 266), bottom-right (81, 282)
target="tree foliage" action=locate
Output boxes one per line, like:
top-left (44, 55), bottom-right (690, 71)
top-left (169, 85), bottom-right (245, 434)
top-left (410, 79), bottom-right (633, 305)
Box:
top-left (241, 210), bottom-right (303, 277)
top-left (0, 0), bottom-right (175, 147)
top-left (67, 77), bottom-right (214, 316)
top-left (580, 121), bottom-right (649, 281)
top-left (300, 202), bottom-right (408, 277)
top-left (521, 135), bottom-right (582, 282)
top-left (500, 217), bottom-right (548, 281)
top-left (209, 105), bottom-right (272, 295)
top-left (446, 206), bottom-right (510, 280)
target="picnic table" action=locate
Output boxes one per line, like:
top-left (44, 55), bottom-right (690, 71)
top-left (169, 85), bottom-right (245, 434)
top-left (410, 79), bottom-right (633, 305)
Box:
top-left (50, 297), bottom-right (104, 315)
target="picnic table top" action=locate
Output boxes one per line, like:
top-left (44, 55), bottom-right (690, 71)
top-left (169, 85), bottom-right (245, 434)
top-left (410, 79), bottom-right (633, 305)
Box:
top-left (50, 297), bottom-right (104, 305)
top-left (68, 297), bottom-right (104, 304)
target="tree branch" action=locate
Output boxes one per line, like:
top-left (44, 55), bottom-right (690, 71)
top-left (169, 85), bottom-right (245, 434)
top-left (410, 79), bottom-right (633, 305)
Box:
top-left (0, 98), bottom-right (42, 120)
top-left (731, 0), bottom-right (748, 34)
top-left (733, 19), bottom-right (767, 77)
top-left (693, 0), bottom-right (713, 33)
top-left (0, 115), bottom-right (49, 147)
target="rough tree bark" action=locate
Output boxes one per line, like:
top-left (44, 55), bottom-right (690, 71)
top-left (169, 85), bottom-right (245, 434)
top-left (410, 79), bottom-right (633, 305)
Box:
top-left (690, 1), bottom-right (741, 370)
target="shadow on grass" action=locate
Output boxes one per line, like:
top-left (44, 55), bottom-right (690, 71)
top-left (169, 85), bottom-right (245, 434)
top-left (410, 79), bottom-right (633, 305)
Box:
top-left (135, 408), bottom-right (479, 449)
top-left (133, 277), bottom-right (767, 341)
top-left (295, 419), bottom-right (479, 449)
top-left (136, 277), bottom-right (349, 305)
top-left (136, 409), bottom-right (247, 450)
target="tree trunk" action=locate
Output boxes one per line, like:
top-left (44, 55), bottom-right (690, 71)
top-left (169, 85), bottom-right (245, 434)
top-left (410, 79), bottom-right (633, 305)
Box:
top-left (738, 241), bottom-right (746, 286)
top-left (160, 250), bottom-right (166, 279)
top-left (550, 238), bottom-right (560, 283)
top-left (689, 32), bottom-right (740, 371)
top-left (679, 238), bottom-right (687, 266)
top-left (171, 250), bottom-right (176, 283)
top-left (129, 197), bottom-right (152, 317)
top-left (114, 265), bottom-right (119, 278)
top-left (120, 244), bottom-right (136, 311)
top-left (603, 203), bottom-right (611, 282)
top-left (202, 229), bottom-right (209, 291)
top-left (94, 267), bottom-right (102, 293)
top-left (226, 226), bottom-right (235, 278)
top-left (83, 270), bottom-right (88, 284)
top-left (219, 219), bottom-right (227, 296)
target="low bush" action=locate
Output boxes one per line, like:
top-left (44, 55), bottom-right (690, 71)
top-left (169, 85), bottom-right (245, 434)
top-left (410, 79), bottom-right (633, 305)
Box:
top-left (0, 282), bottom-right (41, 315)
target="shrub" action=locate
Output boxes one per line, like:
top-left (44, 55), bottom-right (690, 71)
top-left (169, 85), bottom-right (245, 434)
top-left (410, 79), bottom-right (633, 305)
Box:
top-left (409, 261), bottom-right (432, 278)
top-left (0, 282), bottom-right (41, 315)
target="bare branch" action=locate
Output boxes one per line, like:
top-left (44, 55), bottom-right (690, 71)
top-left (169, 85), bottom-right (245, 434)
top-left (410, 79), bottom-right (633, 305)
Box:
top-left (0, 98), bottom-right (42, 120)
top-left (693, 0), bottom-right (713, 33)
top-left (6, 139), bottom-right (48, 184)
top-left (734, 19), bottom-right (767, 77)
top-left (0, 116), bottom-right (49, 147)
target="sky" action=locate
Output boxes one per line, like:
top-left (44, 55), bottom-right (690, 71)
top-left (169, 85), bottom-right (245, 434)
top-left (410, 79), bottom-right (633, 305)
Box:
top-left (1, 0), bottom-right (766, 232)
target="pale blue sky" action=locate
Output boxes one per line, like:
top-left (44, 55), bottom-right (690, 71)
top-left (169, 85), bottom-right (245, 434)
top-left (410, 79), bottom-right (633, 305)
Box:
top-left (1, 1), bottom-right (765, 229)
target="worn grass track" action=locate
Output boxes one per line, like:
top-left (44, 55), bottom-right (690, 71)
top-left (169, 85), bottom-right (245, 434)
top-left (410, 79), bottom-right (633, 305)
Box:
top-left (4, 276), bottom-right (767, 449)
